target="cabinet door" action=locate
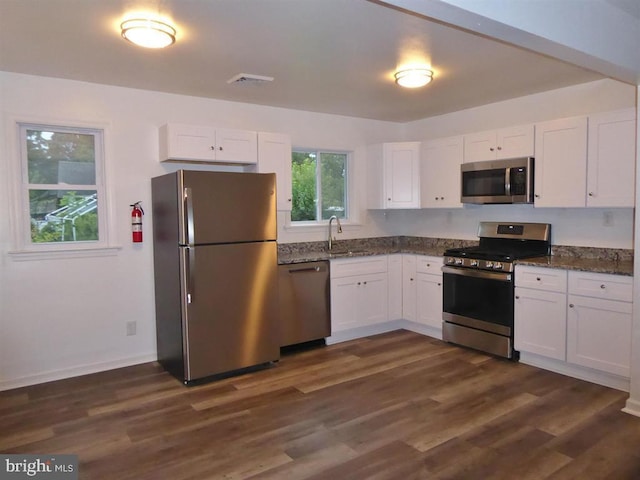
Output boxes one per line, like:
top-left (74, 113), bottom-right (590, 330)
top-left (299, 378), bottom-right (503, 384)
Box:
top-left (421, 136), bottom-right (463, 208)
top-left (514, 287), bottom-right (567, 360)
top-left (359, 273), bottom-right (389, 326)
top-left (534, 116), bottom-right (587, 207)
top-left (402, 255), bottom-right (417, 321)
top-left (567, 295), bottom-right (632, 377)
top-left (215, 129), bottom-right (258, 164)
top-left (586, 109), bottom-right (636, 207)
top-left (258, 132), bottom-right (292, 211)
top-left (161, 123), bottom-right (216, 162)
top-left (383, 142), bottom-right (420, 208)
top-left (496, 125), bottom-right (534, 159)
top-left (463, 130), bottom-right (496, 162)
top-left (416, 273), bottom-right (442, 330)
top-left (387, 254), bottom-right (403, 320)
top-left (330, 277), bottom-right (359, 332)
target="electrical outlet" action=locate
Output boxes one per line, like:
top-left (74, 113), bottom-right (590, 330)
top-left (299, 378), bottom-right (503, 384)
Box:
top-left (126, 321), bottom-right (137, 336)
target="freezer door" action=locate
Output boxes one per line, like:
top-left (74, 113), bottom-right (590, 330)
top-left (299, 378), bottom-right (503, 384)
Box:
top-left (181, 241), bottom-right (279, 381)
top-left (181, 170), bottom-right (276, 245)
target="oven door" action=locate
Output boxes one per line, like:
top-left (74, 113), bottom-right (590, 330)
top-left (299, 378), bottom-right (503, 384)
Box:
top-left (442, 266), bottom-right (516, 357)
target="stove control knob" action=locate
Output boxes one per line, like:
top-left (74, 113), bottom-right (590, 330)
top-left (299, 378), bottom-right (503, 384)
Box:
top-left (470, 260), bottom-right (479, 267)
top-left (486, 261), bottom-right (494, 268)
top-left (446, 257), bottom-right (455, 264)
top-left (494, 262), bottom-right (503, 270)
top-left (455, 258), bottom-right (463, 265)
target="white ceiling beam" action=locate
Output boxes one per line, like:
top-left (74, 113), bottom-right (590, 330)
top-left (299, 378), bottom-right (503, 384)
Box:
top-left (376, 0), bottom-right (640, 85)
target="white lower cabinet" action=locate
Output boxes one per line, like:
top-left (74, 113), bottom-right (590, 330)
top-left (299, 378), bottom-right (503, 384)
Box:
top-left (402, 255), bottom-right (417, 322)
top-left (515, 265), bottom-right (633, 382)
top-left (515, 266), bottom-right (568, 360)
top-left (515, 286), bottom-right (567, 360)
top-left (567, 271), bottom-right (633, 377)
top-left (387, 254), bottom-right (403, 320)
top-left (415, 256), bottom-right (443, 330)
top-left (330, 256), bottom-right (389, 332)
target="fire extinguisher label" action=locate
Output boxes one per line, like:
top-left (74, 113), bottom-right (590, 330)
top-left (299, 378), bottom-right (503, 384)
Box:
top-left (132, 223), bottom-right (142, 232)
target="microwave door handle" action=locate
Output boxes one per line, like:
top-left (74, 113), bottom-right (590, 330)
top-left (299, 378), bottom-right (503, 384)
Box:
top-left (504, 167), bottom-right (511, 196)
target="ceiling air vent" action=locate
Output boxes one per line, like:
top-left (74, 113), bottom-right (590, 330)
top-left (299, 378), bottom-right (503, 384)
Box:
top-left (226, 73), bottom-right (274, 85)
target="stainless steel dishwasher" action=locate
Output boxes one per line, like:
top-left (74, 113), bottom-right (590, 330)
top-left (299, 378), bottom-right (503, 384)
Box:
top-left (278, 261), bottom-right (331, 347)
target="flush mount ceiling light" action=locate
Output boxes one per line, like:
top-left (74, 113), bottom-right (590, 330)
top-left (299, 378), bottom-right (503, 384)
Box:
top-left (121, 18), bottom-right (176, 48)
top-left (394, 68), bottom-right (433, 88)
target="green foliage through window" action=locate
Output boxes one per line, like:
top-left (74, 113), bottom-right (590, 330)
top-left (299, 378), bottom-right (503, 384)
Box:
top-left (21, 125), bottom-right (102, 244)
top-left (291, 150), bottom-right (347, 222)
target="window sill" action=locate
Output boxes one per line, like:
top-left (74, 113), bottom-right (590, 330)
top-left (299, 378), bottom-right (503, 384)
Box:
top-left (8, 245), bottom-right (122, 262)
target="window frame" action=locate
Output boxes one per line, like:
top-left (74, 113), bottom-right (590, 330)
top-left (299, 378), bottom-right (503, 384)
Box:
top-left (289, 147), bottom-right (351, 226)
top-left (8, 118), bottom-right (119, 260)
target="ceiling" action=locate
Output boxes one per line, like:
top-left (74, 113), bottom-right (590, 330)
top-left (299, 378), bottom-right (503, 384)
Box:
top-left (0, 0), bottom-right (618, 123)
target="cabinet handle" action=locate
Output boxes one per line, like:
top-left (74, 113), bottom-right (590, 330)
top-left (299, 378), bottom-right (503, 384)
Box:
top-left (489, 147), bottom-right (495, 152)
top-left (589, 192), bottom-right (594, 197)
top-left (363, 281), bottom-right (367, 285)
top-left (440, 196), bottom-right (444, 200)
top-left (569, 304), bottom-right (574, 308)
top-left (437, 283), bottom-right (441, 286)
top-left (388, 198), bottom-right (391, 201)
top-left (600, 284), bottom-right (606, 289)
top-left (210, 146), bottom-right (215, 150)
top-left (536, 277), bottom-right (541, 281)
top-left (410, 278), bottom-right (414, 281)
top-left (426, 264), bottom-right (431, 267)
top-left (357, 282), bottom-right (361, 286)
top-left (497, 146), bottom-right (502, 150)
top-left (288, 198), bottom-right (292, 202)
top-left (515, 295), bottom-right (520, 299)
top-left (219, 146), bottom-right (223, 151)
top-left (535, 194), bottom-right (540, 198)
top-left (435, 197), bottom-right (438, 200)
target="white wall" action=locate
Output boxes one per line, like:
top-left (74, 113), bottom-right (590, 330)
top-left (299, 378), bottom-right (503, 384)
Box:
top-left (0, 72), bottom-right (635, 390)
top-left (0, 72), bottom-right (401, 390)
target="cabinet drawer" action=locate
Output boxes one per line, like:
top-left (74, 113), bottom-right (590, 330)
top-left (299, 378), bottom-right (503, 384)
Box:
top-left (515, 266), bottom-right (567, 292)
top-left (416, 255), bottom-right (443, 275)
top-left (330, 256), bottom-right (388, 278)
top-left (568, 271), bottom-right (632, 302)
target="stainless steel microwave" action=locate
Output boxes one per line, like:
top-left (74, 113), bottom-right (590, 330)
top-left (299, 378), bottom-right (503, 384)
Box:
top-left (461, 157), bottom-right (534, 204)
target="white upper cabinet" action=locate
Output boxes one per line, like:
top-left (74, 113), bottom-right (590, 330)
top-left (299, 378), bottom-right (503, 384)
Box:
top-left (533, 116), bottom-right (588, 207)
top-left (257, 132), bottom-right (292, 211)
top-left (159, 123), bottom-right (258, 164)
top-left (421, 136), bottom-right (463, 208)
top-left (463, 125), bottom-right (534, 163)
top-left (368, 142), bottom-right (421, 209)
top-left (586, 109), bottom-right (636, 208)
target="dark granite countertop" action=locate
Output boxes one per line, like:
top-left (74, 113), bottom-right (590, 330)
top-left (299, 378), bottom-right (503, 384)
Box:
top-left (277, 237), bottom-right (634, 276)
top-left (515, 256), bottom-right (633, 276)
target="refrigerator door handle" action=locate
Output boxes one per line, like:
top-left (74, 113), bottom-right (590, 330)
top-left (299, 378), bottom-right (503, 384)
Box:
top-left (185, 247), bottom-right (195, 304)
top-left (183, 187), bottom-right (195, 246)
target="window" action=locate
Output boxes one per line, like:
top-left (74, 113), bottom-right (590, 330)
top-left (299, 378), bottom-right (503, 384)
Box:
top-left (291, 149), bottom-right (348, 223)
top-left (17, 123), bottom-right (108, 250)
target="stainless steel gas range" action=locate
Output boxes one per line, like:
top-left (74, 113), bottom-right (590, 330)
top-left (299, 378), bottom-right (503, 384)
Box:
top-left (441, 222), bottom-right (551, 359)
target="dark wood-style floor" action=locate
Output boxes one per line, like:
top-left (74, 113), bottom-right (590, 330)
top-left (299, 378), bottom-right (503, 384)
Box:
top-left (2, 330), bottom-right (640, 479)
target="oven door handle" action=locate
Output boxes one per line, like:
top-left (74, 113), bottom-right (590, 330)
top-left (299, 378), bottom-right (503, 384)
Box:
top-left (442, 266), bottom-right (512, 282)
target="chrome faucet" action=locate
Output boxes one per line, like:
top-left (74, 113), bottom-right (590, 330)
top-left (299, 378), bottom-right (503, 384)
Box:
top-left (328, 215), bottom-right (342, 251)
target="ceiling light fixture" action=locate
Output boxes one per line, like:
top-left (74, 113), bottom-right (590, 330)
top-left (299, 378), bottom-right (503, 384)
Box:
top-left (394, 68), bottom-right (433, 88)
top-left (121, 18), bottom-right (176, 49)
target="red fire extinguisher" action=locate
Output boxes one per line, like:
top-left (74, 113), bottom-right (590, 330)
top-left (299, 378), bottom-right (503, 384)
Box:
top-left (130, 201), bottom-right (144, 243)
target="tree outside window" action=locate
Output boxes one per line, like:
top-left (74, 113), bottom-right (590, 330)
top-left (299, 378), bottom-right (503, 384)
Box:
top-left (21, 125), bottom-right (103, 244)
top-left (291, 150), bottom-right (348, 222)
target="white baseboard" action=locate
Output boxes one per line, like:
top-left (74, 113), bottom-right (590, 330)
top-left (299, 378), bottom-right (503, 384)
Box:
top-left (0, 353), bottom-right (157, 392)
top-left (519, 352), bottom-right (630, 392)
top-left (622, 397), bottom-right (640, 417)
top-left (326, 320), bottom-right (404, 345)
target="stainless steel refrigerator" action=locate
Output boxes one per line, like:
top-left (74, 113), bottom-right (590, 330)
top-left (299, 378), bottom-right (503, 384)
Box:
top-left (151, 170), bottom-right (279, 384)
